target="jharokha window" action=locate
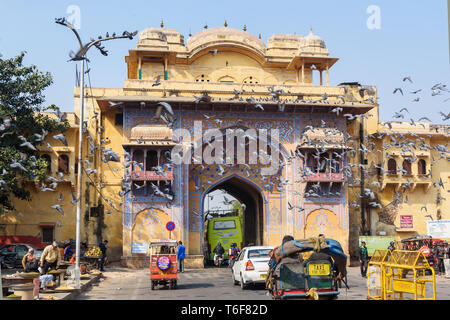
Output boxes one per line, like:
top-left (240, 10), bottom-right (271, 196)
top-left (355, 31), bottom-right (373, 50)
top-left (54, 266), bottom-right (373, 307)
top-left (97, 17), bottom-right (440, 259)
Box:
top-left (402, 160), bottom-right (412, 175)
top-left (146, 150), bottom-right (158, 169)
top-left (387, 159), bottom-right (397, 174)
top-left (58, 155), bottom-right (69, 174)
top-left (418, 159), bottom-right (426, 175)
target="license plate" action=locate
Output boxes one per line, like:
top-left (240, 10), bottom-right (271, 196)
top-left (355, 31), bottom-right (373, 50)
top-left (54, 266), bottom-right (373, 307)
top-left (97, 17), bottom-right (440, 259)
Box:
top-left (308, 264), bottom-right (330, 276)
top-left (160, 272), bottom-right (167, 276)
top-left (261, 274), bottom-right (267, 279)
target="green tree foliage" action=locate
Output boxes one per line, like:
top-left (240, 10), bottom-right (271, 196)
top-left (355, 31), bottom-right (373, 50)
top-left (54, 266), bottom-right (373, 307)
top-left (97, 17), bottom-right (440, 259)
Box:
top-left (231, 200), bottom-right (244, 227)
top-left (0, 53), bottom-right (69, 214)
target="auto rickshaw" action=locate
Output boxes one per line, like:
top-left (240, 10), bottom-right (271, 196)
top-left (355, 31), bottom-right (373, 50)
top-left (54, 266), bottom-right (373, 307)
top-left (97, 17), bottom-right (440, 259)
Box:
top-left (149, 240), bottom-right (178, 290)
top-left (400, 236), bottom-right (444, 272)
top-left (266, 238), bottom-right (348, 300)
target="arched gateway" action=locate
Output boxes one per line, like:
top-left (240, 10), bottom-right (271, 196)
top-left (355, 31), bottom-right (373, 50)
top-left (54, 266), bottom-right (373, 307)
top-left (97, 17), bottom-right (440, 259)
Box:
top-left (90, 25), bottom-right (376, 267)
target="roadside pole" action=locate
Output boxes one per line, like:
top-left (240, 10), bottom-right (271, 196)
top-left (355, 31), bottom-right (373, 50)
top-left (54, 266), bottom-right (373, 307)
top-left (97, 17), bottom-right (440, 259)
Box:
top-left (0, 264), bottom-right (3, 300)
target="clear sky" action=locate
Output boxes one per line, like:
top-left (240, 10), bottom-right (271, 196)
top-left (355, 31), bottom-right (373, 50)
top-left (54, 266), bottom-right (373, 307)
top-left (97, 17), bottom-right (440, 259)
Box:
top-left (0, 0), bottom-right (449, 122)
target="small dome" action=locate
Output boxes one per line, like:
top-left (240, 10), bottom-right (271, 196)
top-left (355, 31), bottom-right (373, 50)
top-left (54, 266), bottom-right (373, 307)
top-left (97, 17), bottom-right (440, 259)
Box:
top-left (138, 28), bottom-right (168, 46)
top-left (137, 28), bottom-right (184, 50)
top-left (300, 29), bottom-right (326, 49)
top-left (186, 27), bottom-right (266, 53)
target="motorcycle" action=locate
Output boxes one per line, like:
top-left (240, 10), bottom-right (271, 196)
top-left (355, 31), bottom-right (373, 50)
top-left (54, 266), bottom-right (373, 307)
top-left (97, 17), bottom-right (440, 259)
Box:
top-left (228, 255), bottom-right (239, 268)
top-left (0, 252), bottom-right (17, 269)
top-left (214, 253), bottom-right (224, 267)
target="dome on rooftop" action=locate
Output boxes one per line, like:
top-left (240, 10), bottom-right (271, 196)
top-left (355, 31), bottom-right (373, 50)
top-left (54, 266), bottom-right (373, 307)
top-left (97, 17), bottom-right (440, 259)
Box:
top-left (299, 29), bottom-right (326, 50)
top-left (137, 27), bottom-right (184, 49)
top-left (186, 27), bottom-right (266, 53)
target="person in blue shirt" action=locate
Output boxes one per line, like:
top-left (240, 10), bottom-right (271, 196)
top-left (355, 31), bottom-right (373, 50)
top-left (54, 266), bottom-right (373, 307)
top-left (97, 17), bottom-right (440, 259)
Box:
top-left (177, 241), bottom-right (185, 273)
top-left (98, 240), bottom-right (108, 271)
top-left (63, 243), bottom-right (74, 261)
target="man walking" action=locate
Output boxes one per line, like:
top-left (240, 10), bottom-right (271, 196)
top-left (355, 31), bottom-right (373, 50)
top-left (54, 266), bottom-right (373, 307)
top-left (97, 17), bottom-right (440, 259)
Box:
top-left (39, 241), bottom-right (61, 274)
top-left (388, 241), bottom-right (395, 251)
top-left (98, 240), bottom-right (108, 271)
top-left (177, 241), bottom-right (185, 273)
top-left (443, 241), bottom-right (450, 278)
top-left (436, 243), bottom-right (446, 276)
top-left (359, 241), bottom-right (369, 278)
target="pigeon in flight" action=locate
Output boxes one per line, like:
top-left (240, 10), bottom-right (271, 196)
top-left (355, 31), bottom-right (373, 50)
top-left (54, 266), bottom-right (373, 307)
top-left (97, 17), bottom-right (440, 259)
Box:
top-left (194, 94), bottom-right (211, 104)
top-left (10, 160), bottom-right (28, 172)
top-left (53, 133), bottom-right (68, 146)
top-left (18, 136), bottom-right (37, 151)
top-left (393, 88), bottom-right (403, 95)
top-left (331, 107), bottom-right (343, 116)
top-left (51, 204), bottom-right (64, 215)
top-left (403, 76), bottom-right (413, 83)
top-left (222, 196), bottom-right (234, 205)
top-left (156, 102), bottom-right (174, 116)
top-left (439, 112), bottom-right (450, 121)
top-left (0, 117), bottom-right (11, 131)
top-left (152, 75), bottom-right (161, 87)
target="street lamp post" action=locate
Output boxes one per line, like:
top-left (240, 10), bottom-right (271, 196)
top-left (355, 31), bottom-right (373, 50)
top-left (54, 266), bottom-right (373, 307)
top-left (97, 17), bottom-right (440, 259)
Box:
top-left (55, 17), bottom-right (137, 289)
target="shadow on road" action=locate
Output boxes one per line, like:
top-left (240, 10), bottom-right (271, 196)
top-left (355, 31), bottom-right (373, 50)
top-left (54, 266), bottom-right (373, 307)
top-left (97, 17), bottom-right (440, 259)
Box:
top-left (177, 283), bottom-right (215, 289)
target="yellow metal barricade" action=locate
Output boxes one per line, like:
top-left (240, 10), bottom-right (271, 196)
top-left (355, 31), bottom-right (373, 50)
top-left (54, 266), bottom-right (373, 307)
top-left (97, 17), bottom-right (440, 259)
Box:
top-left (367, 250), bottom-right (435, 300)
top-left (383, 250), bottom-right (435, 300)
top-left (367, 249), bottom-right (393, 300)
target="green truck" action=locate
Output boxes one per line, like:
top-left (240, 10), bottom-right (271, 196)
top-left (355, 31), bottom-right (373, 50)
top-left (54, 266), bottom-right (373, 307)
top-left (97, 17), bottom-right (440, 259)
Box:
top-left (205, 214), bottom-right (243, 262)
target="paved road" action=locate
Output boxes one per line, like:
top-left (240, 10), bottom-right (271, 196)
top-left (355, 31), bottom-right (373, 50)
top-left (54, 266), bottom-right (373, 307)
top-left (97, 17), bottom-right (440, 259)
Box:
top-left (5, 264), bottom-right (450, 300)
top-left (77, 266), bottom-right (270, 300)
top-left (77, 265), bottom-right (450, 300)
top-left (76, 266), bottom-right (373, 300)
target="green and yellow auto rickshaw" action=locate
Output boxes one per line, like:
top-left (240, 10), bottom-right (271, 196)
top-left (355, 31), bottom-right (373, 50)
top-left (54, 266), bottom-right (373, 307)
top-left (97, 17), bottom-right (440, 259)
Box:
top-left (266, 237), bottom-right (348, 300)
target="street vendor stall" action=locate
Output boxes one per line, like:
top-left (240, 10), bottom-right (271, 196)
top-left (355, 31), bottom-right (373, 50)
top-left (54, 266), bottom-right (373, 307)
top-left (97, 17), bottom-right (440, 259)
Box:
top-left (2, 272), bottom-right (40, 299)
top-left (81, 246), bottom-right (104, 272)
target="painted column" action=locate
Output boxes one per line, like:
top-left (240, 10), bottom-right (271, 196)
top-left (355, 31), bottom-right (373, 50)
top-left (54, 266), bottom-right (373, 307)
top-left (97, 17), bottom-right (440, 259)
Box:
top-left (138, 55), bottom-right (142, 80)
top-left (301, 62), bottom-right (305, 84)
top-left (164, 56), bottom-right (168, 80)
top-left (320, 70), bottom-right (323, 86)
top-left (326, 64), bottom-right (329, 86)
top-left (143, 150), bottom-right (147, 172)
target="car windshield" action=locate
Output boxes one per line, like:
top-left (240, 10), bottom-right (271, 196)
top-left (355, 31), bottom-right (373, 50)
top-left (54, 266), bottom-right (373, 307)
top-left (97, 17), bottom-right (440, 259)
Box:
top-left (0, 246), bottom-right (14, 253)
top-left (247, 249), bottom-right (271, 258)
top-left (213, 220), bottom-right (236, 230)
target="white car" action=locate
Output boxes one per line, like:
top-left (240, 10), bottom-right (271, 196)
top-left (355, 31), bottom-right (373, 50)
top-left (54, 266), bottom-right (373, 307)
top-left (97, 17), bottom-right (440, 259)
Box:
top-left (231, 246), bottom-right (273, 289)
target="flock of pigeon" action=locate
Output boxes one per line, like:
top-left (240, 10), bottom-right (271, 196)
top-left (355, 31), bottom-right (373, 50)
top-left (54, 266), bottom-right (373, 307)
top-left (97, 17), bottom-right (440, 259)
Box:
top-left (2, 45), bottom-right (449, 226)
top-left (182, 73), bottom-right (450, 217)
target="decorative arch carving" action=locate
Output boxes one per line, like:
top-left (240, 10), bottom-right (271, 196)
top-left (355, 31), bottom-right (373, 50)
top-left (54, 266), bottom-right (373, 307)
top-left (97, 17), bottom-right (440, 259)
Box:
top-left (132, 207), bottom-right (170, 243)
top-left (304, 208), bottom-right (339, 240)
top-left (217, 75), bottom-right (236, 83)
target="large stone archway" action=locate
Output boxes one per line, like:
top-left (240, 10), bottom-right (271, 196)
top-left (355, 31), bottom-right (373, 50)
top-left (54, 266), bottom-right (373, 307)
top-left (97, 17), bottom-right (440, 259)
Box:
top-left (187, 166), bottom-right (271, 255)
top-left (203, 175), bottom-right (265, 248)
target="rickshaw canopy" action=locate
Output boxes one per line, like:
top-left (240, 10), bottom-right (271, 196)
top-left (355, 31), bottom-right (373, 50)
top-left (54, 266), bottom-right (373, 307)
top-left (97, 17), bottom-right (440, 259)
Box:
top-left (149, 239), bottom-right (178, 247)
